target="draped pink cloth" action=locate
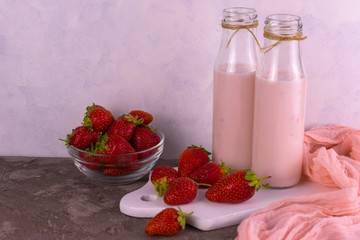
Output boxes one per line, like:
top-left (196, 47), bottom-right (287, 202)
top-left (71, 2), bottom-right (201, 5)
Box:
top-left (235, 125), bottom-right (360, 240)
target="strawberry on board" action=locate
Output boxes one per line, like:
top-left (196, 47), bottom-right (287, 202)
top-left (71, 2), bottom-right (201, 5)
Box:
top-left (82, 103), bottom-right (114, 132)
top-left (130, 127), bottom-right (161, 158)
top-left (188, 161), bottom-right (234, 187)
top-left (60, 126), bottom-right (100, 150)
top-left (150, 166), bottom-right (179, 197)
top-left (163, 177), bottom-right (210, 205)
top-left (178, 145), bottom-right (211, 177)
top-left (107, 114), bottom-right (143, 141)
top-left (205, 169), bottom-right (270, 203)
top-left (129, 110), bottom-right (153, 125)
top-left (145, 207), bottom-right (193, 236)
top-left (94, 134), bottom-right (137, 164)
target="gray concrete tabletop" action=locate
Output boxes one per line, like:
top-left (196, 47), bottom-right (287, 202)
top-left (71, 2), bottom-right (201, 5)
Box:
top-left (0, 156), bottom-right (239, 240)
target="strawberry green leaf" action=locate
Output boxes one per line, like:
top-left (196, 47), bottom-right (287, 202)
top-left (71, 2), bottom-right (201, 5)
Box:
top-left (138, 124), bottom-right (158, 132)
top-left (152, 177), bottom-right (169, 197)
top-left (124, 114), bottom-right (144, 125)
top-left (187, 145), bottom-right (211, 155)
top-left (245, 168), bottom-right (271, 191)
top-left (93, 134), bottom-right (109, 153)
top-left (85, 103), bottom-right (97, 115)
top-left (59, 128), bottom-right (76, 148)
top-left (176, 207), bottom-right (193, 230)
top-left (82, 116), bottom-right (93, 131)
top-left (82, 103), bottom-right (98, 131)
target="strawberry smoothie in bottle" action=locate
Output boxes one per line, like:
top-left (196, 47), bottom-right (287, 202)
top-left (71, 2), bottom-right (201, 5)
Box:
top-left (213, 7), bottom-right (259, 170)
top-left (252, 14), bottom-right (307, 188)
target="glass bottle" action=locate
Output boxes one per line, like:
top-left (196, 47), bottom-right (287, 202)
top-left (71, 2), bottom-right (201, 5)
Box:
top-left (213, 7), bottom-right (259, 170)
top-left (252, 14), bottom-right (307, 188)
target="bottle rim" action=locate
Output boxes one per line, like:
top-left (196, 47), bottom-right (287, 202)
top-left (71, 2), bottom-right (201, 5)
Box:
top-left (266, 14), bottom-right (301, 22)
top-left (264, 14), bottom-right (303, 35)
top-left (223, 7), bottom-right (258, 25)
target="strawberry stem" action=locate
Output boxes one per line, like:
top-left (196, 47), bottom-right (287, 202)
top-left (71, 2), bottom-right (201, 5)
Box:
top-left (176, 207), bottom-right (193, 230)
top-left (148, 125), bottom-right (158, 132)
top-left (218, 159), bottom-right (234, 176)
top-left (188, 177), bottom-right (212, 188)
top-left (195, 182), bottom-right (212, 188)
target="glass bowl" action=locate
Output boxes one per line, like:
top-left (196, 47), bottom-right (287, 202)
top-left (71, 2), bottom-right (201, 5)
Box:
top-left (67, 131), bottom-right (165, 185)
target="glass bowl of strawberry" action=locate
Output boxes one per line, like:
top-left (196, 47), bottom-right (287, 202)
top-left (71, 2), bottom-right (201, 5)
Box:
top-left (61, 105), bottom-right (165, 185)
top-left (67, 130), bottom-right (164, 185)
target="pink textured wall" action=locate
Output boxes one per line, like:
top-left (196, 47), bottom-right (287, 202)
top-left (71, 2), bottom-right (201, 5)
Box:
top-left (0, 0), bottom-right (359, 158)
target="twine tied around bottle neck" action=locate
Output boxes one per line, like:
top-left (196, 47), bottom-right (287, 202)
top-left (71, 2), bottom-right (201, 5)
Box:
top-left (262, 31), bottom-right (307, 54)
top-left (221, 22), bottom-right (262, 50)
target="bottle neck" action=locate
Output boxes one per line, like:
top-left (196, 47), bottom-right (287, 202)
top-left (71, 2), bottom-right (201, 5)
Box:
top-left (263, 36), bottom-right (302, 54)
top-left (214, 7), bottom-right (259, 73)
top-left (258, 37), bottom-right (305, 81)
top-left (257, 14), bottom-right (306, 81)
top-left (215, 25), bottom-right (260, 73)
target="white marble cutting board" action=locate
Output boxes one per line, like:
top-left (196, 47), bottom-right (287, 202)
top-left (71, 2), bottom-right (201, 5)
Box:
top-left (119, 173), bottom-right (336, 231)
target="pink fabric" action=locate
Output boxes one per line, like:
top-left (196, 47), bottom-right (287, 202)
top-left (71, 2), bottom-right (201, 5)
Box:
top-left (235, 125), bottom-right (360, 240)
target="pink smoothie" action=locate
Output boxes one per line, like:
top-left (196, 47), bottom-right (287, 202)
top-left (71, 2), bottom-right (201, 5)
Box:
top-left (252, 73), bottom-right (306, 188)
top-left (213, 64), bottom-right (256, 170)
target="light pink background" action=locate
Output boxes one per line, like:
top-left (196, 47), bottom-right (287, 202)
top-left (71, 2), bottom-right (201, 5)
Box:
top-left (1, 0), bottom-right (359, 158)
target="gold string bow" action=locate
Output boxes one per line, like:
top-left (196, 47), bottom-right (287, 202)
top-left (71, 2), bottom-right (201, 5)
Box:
top-left (221, 22), bottom-right (262, 50)
top-left (262, 31), bottom-right (307, 54)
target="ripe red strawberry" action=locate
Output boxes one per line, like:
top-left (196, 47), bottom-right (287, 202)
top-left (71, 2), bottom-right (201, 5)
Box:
top-left (107, 115), bottom-right (143, 141)
top-left (129, 110), bottom-right (153, 125)
top-left (145, 207), bottom-right (193, 236)
top-left (205, 169), bottom-right (270, 203)
top-left (164, 177), bottom-right (199, 205)
top-left (94, 134), bottom-right (137, 164)
top-left (60, 126), bottom-right (100, 150)
top-left (130, 127), bottom-right (161, 158)
top-left (82, 103), bottom-right (114, 132)
top-left (78, 152), bottom-right (102, 170)
top-left (151, 166), bottom-right (179, 197)
top-left (178, 145), bottom-right (211, 177)
top-left (151, 166), bottom-right (179, 183)
top-left (188, 161), bottom-right (233, 187)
